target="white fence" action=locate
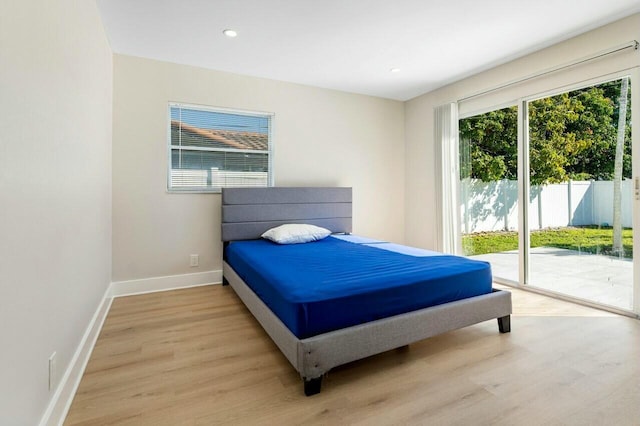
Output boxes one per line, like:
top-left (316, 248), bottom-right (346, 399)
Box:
top-left (171, 169), bottom-right (267, 188)
top-left (460, 179), bottom-right (633, 233)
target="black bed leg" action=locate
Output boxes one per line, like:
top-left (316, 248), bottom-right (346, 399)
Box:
top-left (222, 276), bottom-right (230, 286)
top-left (303, 377), bottom-right (322, 396)
top-left (498, 315), bottom-right (511, 333)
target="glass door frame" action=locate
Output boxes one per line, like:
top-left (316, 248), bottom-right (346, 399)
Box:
top-left (459, 68), bottom-right (640, 317)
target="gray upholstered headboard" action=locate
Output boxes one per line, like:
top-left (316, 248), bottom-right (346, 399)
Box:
top-left (221, 187), bottom-right (352, 241)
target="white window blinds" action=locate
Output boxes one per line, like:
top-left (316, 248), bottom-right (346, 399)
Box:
top-left (168, 104), bottom-right (273, 192)
top-left (434, 102), bottom-right (460, 254)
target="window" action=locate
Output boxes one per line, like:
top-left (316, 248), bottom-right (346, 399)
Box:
top-left (455, 75), bottom-right (636, 313)
top-left (168, 103), bottom-right (273, 192)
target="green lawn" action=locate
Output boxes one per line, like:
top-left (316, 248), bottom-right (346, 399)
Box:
top-left (462, 226), bottom-right (633, 258)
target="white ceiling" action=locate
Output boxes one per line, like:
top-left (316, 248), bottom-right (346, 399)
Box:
top-left (96, 0), bottom-right (640, 101)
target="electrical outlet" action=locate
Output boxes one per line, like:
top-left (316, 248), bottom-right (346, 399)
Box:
top-left (190, 254), bottom-right (199, 267)
top-left (49, 352), bottom-right (57, 391)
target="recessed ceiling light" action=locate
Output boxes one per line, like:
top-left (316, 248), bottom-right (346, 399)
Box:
top-left (390, 68), bottom-right (401, 73)
top-left (223, 29), bottom-right (237, 38)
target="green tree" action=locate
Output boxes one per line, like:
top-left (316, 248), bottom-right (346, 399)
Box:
top-left (613, 77), bottom-right (630, 255)
top-left (460, 79), bottom-right (632, 184)
top-left (459, 106), bottom-right (517, 181)
top-left (528, 93), bottom-right (589, 184)
top-left (565, 81), bottom-right (631, 180)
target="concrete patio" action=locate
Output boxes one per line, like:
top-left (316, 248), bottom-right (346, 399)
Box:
top-left (471, 247), bottom-right (633, 311)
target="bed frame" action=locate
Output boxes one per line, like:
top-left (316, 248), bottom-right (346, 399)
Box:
top-left (221, 187), bottom-right (512, 396)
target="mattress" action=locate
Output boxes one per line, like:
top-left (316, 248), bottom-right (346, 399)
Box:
top-left (225, 235), bottom-right (492, 339)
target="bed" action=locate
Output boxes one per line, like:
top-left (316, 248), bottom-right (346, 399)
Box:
top-left (221, 187), bottom-right (512, 396)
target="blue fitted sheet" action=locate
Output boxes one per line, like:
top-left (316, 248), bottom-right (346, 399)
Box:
top-left (225, 236), bottom-right (492, 339)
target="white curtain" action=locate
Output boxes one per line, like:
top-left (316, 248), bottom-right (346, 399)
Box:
top-left (434, 103), bottom-right (459, 254)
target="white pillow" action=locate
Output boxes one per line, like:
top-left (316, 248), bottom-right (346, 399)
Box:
top-left (261, 224), bottom-right (331, 244)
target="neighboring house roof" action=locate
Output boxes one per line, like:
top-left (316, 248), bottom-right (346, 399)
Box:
top-left (171, 120), bottom-right (268, 151)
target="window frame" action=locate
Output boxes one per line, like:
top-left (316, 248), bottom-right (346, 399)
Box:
top-left (453, 68), bottom-right (639, 317)
top-left (166, 102), bottom-right (274, 193)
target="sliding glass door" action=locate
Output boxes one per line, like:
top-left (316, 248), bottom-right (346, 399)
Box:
top-left (459, 106), bottom-right (519, 283)
top-left (459, 75), bottom-right (636, 313)
top-left (525, 78), bottom-right (633, 310)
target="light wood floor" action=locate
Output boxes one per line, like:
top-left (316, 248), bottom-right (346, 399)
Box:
top-left (65, 284), bottom-right (640, 425)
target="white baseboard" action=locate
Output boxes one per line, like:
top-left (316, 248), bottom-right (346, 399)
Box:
top-left (39, 270), bottom-right (222, 425)
top-left (110, 270), bottom-right (222, 297)
top-left (39, 285), bottom-right (113, 426)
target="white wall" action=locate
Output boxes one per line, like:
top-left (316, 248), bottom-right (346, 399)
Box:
top-left (405, 14), bottom-right (640, 250)
top-left (112, 55), bottom-right (405, 282)
top-left (0, 1), bottom-right (112, 424)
